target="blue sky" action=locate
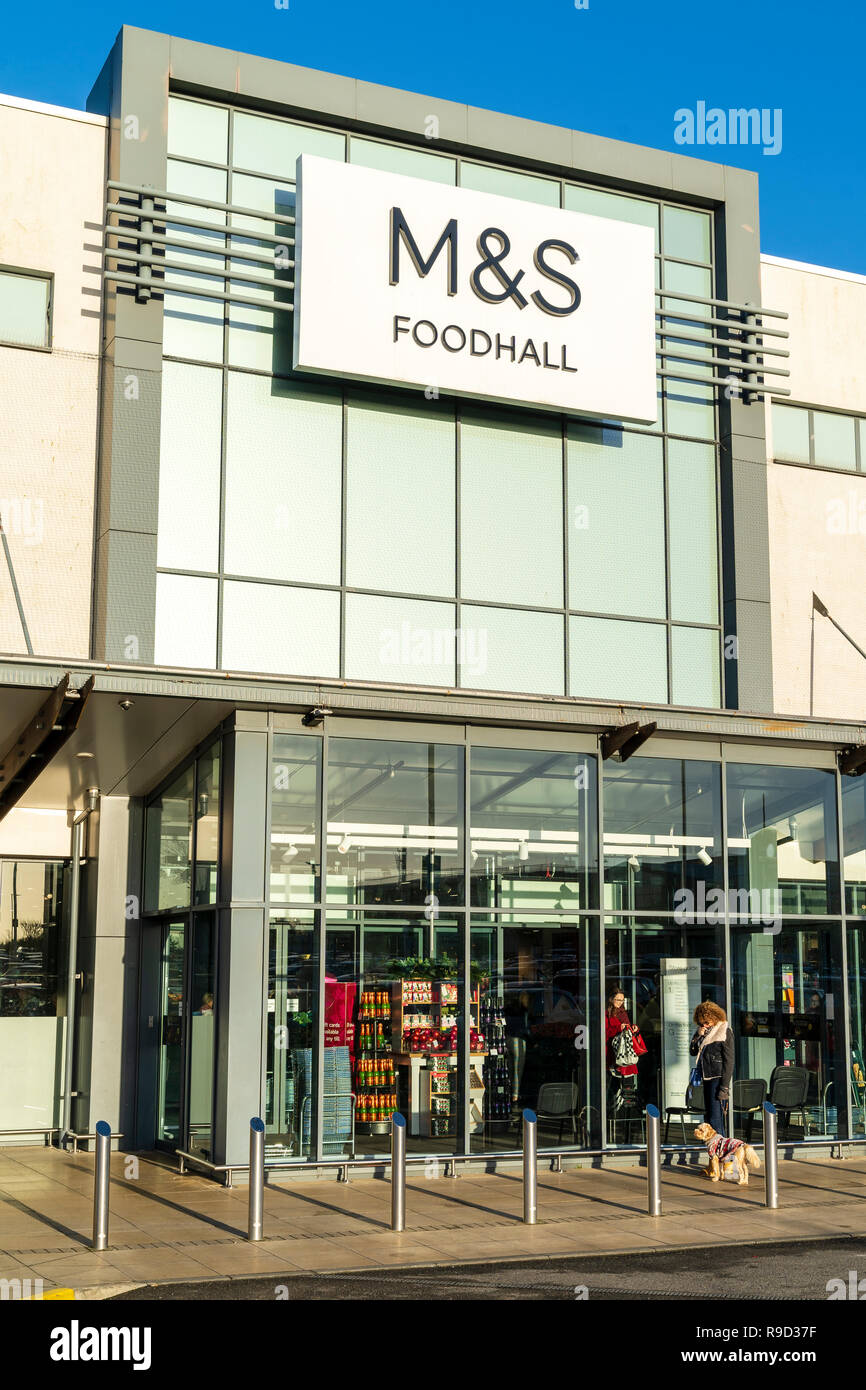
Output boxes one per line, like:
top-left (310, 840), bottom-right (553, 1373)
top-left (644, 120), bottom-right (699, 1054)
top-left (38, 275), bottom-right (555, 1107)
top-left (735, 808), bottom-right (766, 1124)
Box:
top-left (2, 0), bottom-right (864, 273)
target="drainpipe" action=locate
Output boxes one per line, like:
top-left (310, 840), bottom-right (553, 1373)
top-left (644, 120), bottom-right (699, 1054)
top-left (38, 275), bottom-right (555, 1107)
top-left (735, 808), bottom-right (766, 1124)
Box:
top-left (60, 787), bottom-right (100, 1145)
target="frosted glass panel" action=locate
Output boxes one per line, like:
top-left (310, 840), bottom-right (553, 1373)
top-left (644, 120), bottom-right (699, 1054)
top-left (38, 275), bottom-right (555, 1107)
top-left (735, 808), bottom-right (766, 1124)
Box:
top-left (157, 363), bottom-right (222, 572)
top-left (224, 373), bottom-right (342, 585)
top-left (668, 440), bottom-right (718, 623)
top-left (563, 185), bottom-right (659, 252)
top-left (232, 112), bottom-right (345, 178)
top-left (663, 205), bottom-right (711, 264)
top-left (460, 605), bottom-right (564, 695)
top-left (346, 398), bottom-right (455, 596)
top-left (671, 626), bottom-right (721, 707)
top-left (665, 375), bottom-right (715, 440)
top-left (813, 410), bottom-right (857, 470)
top-left (567, 426), bottom-right (665, 618)
top-left (167, 98), bottom-right (228, 164)
top-left (461, 415), bottom-right (563, 607)
top-left (350, 137), bottom-right (455, 183)
top-left (0, 272), bottom-right (49, 347)
top-left (155, 574), bottom-right (217, 669)
top-left (162, 281), bottom-right (224, 363)
top-left (459, 162), bottom-right (559, 206)
top-left (569, 616), bottom-right (667, 703)
top-left (221, 581), bottom-right (340, 677)
top-left (771, 403), bottom-right (810, 462)
top-left (345, 594), bottom-right (457, 685)
top-left (166, 161), bottom-right (227, 266)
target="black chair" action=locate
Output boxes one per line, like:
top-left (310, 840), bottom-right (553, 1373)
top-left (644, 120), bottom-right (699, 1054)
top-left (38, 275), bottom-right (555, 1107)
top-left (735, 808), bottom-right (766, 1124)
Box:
top-left (536, 1081), bottom-right (579, 1141)
top-left (768, 1065), bottom-right (810, 1139)
top-left (732, 1077), bottom-right (766, 1143)
top-left (664, 1083), bottom-right (705, 1145)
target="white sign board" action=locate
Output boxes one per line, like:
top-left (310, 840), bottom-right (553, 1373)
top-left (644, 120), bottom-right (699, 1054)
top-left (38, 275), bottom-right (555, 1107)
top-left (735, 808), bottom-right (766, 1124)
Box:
top-left (293, 155), bottom-right (657, 422)
top-left (660, 957), bottom-right (702, 1117)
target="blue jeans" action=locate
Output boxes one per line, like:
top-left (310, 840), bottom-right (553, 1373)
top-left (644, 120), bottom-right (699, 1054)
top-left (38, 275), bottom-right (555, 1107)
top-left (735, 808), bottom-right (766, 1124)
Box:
top-left (703, 1077), bottom-right (727, 1136)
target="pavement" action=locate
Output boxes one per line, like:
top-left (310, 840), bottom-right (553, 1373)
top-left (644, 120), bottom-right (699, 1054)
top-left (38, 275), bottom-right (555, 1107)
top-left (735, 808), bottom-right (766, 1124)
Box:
top-left (1, 1145), bottom-right (865, 1298)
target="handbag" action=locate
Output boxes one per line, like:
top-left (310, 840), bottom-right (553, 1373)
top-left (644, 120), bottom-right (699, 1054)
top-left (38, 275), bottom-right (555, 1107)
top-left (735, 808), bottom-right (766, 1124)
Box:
top-left (631, 1029), bottom-right (648, 1058)
top-left (685, 1062), bottom-right (702, 1108)
top-left (611, 1028), bottom-right (639, 1069)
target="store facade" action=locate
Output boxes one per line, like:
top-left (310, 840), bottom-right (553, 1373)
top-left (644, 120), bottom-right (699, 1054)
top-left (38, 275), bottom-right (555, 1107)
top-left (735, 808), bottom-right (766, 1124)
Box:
top-left (1, 26), bottom-right (865, 1170)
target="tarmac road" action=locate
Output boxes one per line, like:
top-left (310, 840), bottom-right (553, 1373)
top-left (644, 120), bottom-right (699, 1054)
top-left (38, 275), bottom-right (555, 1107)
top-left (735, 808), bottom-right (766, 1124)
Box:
top-left (113, 1236), bottom-right (866, 1300)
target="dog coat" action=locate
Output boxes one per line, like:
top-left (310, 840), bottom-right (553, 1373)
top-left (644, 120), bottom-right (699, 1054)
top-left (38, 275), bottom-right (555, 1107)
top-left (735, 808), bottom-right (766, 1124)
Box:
top-left (706, 1133), bottom-right (743, 1159)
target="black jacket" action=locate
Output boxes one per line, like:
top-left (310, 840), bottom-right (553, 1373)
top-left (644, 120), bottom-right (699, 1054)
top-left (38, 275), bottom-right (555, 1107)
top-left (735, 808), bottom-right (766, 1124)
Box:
top-left (690, 1025), bottom-right (734, 1093)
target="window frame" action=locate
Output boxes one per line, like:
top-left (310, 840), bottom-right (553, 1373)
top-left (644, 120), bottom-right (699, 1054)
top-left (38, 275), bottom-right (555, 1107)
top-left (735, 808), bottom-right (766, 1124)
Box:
top-left (0, 264), bottom-right (53, 352)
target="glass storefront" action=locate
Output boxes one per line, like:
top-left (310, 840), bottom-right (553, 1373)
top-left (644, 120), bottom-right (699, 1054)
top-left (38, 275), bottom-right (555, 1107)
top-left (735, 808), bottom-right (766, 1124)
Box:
top-left (141, 727), bottom-right (866, 1159)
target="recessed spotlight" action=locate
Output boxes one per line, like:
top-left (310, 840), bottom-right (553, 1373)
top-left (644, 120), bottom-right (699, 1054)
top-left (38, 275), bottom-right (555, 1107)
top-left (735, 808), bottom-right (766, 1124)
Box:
top-left (697, 846), bottom-right (712, 867)
top-left (75, 751), bottom-right (95, 759)
top-left (118, 699), bottom-right (135, 712)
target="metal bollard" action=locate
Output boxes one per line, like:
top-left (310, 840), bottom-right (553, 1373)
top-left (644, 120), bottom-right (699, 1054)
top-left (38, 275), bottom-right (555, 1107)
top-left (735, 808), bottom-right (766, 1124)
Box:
top-left (248, 1117), bottom-right (265, 1242)
top-left (763, 1101), bottom-right (779, 1209)
top-left (391, 1112), bottom-right (406, 1232)
top-left (91, 1120), bottom-right (112, 1251)
top-left (646, 1104), bottom-right (662, 1217)
top-left (523, 1109), bottom-right (538, 1225)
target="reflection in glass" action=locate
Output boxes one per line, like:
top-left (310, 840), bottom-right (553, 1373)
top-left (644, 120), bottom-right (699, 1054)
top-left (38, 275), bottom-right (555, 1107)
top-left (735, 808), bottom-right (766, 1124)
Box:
top-left (0, 862), bottom-right (65, 1018)
top-left (194, 742), bottom-right (220, 906)
top-left (145, 764), bottom-right (195, 911)
top-left (847, 923), bottom-right (866, 1138)
top-left (326, 738), bottom-right (463, 907)
top-left (325, 912), bottom-right (464, 1157)
top-left (157, 922), bottom-right (185, 1145)
top-left (731, 920), bottom-right (844, 1141)
top-left (604, 916), bottom-right (724, 1143)
top-left (266, 912), bottom-right (318, 1159)
top-left (470, 916), bottom-right (598, 1152)
top-left (270, 734), bottom-right (321, 904)
top-left (188, 913), bottom-right (216, 1157)
top-left (842, 776), bottom-right (866, 917)
top-left (603, 758), bottom-right (722, 913)
top-left (470, 747), bottom-right (597, 909)
top-left (726, 764), bottom-right (839, 916)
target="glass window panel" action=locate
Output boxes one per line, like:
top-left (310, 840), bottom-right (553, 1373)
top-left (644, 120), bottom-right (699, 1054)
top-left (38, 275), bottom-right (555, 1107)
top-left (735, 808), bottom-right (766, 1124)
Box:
top-left (344, 593), bottom-right (457, 686)
top-left (232, 112), bottom-right (345, 178)
top-left (841, 777), bottom-right (866, 918)
top-left (563, 184), bottom-right (659, 252)
top-left (0, 861), bottom-right (65, 1020)
top-left (145, 764), bottom-right (195, 911)
top-left (187, 911), bottom-right (217, 1158)
top-left (226, 173), bottom-right (295, 371)
top-left (350, 137), bottom-right (456, 183)
top-left (459, 162), bottom-right (559, 207)
top-left (726, 764), bottom-right (840, 918)
top-left (0, 271), bottom-right (50, 348)
top-left (154, 573), bottom-right (217, 669)
top-left (567, 425), bottom-right (665, 618)
top-left (459, 606), bottom-right (564, 696)
top-left (665, 375), bottom-right (715, 440)
top-left (771, 403), bottom-right (810, 463)
top-left (812, 410), bottom-right (857, 470)
top-left (162, 282), bottom-right (225, 363)
top-left (194, 742), bottom-right (220, 906)
top-left (460, 414), bottom-right (563, 607)
top-left (662, 205), bottom-right (711, 264)
top-left (266, 911), bottom-right (319, 1159)
top-left (670, 626), bottom-right (721, 708)
top-left (166, 160), bottom-right (227, 267)
top-left (470, 746), bottom-right (597, 908)
top-left (569, 616), bottom-right (667, 703)
top-left (227, 300), bottom-right (293, 374)
top-left (157, 362), bottom-right (222, 572)
top-left (662, 260), bottom-right (712, 309)
top-left (224, 373), bottom-right (342, 585)
top-left (345, 397), bottom-right (456, 596)
top-left (731, 920), bottom-right (844, 1141)
top-left (167, 97), bottom-right (228, 165)
top-left (270, 734), bottom-right (321, 905)
top-left (471, 915), bottom-right (599, 1151)
top-left (847, 921), bottom-right (866, 1137)
top-left (221, 580), bottom-right (340, 677)
top-left (326, 738), bottom-right (464, 909)
top-left (860, 419), bottom-right (866, 472)
top-left (324, 911), bottom-right (464, 1156)
top-left (668, 440), bottom-right (718, 623)
top-left (603, 757), bottom-right (723, 915)
top-left (604, 916), bottom-right (724, 1134)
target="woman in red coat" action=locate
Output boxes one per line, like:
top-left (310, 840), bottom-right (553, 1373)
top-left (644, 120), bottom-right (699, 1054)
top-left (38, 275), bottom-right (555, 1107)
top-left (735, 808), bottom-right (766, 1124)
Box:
top-left (606, 985), bottom-right (640, 1126)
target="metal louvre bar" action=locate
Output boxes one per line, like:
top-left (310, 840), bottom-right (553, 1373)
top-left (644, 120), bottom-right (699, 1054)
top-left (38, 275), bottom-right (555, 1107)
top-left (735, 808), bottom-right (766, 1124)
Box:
top-left (656, 326), bottom-right (789, 357)
top-left (656, 347), bottom-right (789, 377)
top-left (106, 203), bottom-right (295, 248)
top-left (103, 225), bottom-right (291, 268)
top-left (656, 365), bottom-right (790, 395)
top-left (107, 180), bottom-right (297, 225)
top-left (104, 270), bottom-right (295, 313)
top-left (103, 247), bottom-right (295, 292)
top-left (657, 309), bottom-right (788, 338)
top-left (655, 285), bottom-right (787, 319)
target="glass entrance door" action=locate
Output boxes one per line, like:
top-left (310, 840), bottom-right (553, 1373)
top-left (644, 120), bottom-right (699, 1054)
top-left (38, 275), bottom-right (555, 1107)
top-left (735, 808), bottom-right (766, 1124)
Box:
top-left (157, 920), bottom-right (186, 1147)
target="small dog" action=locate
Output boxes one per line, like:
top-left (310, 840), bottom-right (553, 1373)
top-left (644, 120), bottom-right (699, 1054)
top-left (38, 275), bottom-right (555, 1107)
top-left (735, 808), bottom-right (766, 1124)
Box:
top-left (694, 1122), bottom-right (761, 1186)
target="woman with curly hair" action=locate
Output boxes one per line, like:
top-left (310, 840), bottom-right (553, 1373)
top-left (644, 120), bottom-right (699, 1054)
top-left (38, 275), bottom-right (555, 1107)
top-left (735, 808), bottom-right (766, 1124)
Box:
top-left (690, 1000), bottom-right (734, 1137)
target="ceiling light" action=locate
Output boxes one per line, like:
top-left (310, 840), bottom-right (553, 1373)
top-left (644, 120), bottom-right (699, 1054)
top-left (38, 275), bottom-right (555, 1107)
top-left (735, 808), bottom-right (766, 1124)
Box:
top-left (470, 850), bottom-right (478, 864)
top-left (75, 751), bottom-right (95, 759)
top-left (337, 835), bottom-right (351, 854)
top-left (118, 698), bottom-right (135, 712)
top-left (697, 846), bottom-right (712, 867)
top-left (628, 854), bottom-right (640, 870)
top-left (519, 840), bottom-right (529, 861)
top-left (282, 845), bottom-right (299, 862)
